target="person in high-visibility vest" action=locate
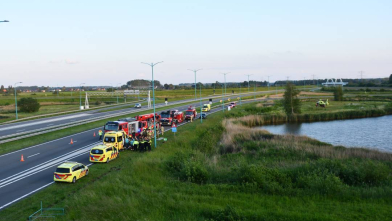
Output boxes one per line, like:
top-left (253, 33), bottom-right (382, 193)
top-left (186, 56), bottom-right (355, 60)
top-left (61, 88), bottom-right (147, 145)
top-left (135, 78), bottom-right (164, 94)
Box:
top-left (147, 138), bottom-right (152, 151)
top-left (98, 130), bottom-right (103, 141)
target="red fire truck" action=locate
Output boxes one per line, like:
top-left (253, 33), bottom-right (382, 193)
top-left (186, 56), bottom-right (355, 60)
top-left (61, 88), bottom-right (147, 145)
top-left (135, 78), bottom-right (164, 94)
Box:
top-left (104, 117), bottom-right (150, 138)
top-left (185, 106), bottom-right (197, 121)
top-left (160, 110), bottom-right (184, 126)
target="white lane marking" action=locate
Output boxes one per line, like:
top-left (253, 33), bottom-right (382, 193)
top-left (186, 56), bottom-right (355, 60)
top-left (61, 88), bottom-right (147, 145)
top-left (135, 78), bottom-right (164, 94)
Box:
top-left (0, 144), bottom-right (96, 189)
top-left (0, 128), bottom-right (99, 158)
top-left (0, 101), bottom-right (249, 210)
top-left (0, 182), bottom-right (54, 210)
top-left (27, 153), bottom-right (40, 158)
top-left (0, 142), bottom-right (100, 184)
top-left (0, 113), bottom-right (91, 131)
top-left (71, 141), bottom-right (77, 143)
top-left (16, 129), bottom-right (25, 132)
top-left (0, 98), bottom-right (230, 159)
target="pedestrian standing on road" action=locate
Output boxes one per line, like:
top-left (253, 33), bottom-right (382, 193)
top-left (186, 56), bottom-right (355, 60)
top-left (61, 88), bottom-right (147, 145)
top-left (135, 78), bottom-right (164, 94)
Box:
top-left (98, 129), bottom-right (103, 141)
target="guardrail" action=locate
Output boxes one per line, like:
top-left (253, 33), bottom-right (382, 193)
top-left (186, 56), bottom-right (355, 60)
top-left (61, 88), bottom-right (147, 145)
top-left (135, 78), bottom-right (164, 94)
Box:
top-left (0, 91), bottom-right (280, 144)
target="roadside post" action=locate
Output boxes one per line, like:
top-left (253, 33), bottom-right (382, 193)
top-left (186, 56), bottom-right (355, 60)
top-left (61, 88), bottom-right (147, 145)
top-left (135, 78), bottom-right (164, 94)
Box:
top-left (171, 123), bottom-right (177, 138)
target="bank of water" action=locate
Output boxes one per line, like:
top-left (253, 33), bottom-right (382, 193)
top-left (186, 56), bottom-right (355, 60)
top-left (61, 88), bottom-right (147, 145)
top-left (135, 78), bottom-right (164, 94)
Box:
top-left (258, 115), bottom-right (392, 152)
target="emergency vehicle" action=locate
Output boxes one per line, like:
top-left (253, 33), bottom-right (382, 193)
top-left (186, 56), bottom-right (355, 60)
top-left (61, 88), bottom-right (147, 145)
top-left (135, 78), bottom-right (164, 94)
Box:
top-left (90, 144), bottom-right (119, 163)
top-left (202, 104), bottom-right (211, 112)
top-left (103, 131), bottom-right (126, 151)
top-left (185, 106), bottom-right (197, 121)
top-left (160, 110), bottom-right (184, 126)
top-left (54, 162), bottom-right (89, 183)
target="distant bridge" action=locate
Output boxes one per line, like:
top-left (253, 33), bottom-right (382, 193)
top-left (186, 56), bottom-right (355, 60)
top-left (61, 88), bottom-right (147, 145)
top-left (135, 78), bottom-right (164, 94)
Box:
top-left (322, 78), bottom-right (348, 87)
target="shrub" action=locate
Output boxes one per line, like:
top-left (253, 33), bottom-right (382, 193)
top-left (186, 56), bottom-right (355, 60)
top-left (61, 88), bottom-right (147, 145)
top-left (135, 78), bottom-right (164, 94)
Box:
top-left (193, 125), bottom-right (223, 154)
top-left (234, 164), bottom-right (291, 194)
top-left (18, 97), bottom-right (40, 113)
top-left (295, 168), bottom-right (346, 195)
top-left (165, 152), bottom-right (189, 173)
top-left (333, 86), bottom-right (344, 101)
top-left (180, 160), bottom-right (209, 184)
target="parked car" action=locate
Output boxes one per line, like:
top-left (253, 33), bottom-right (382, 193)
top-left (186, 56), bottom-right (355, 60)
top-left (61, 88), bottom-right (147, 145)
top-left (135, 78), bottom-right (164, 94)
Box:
top-left (54, 162), bottom-right (89, 183)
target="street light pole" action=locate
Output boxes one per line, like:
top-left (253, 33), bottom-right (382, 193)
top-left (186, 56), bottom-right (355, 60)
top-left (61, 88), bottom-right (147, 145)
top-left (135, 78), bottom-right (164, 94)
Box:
top-left (116, 83), bottom-right (121, 104)
top-left (245, 74), bottom-right (253, 92)
top-left (188, 69), bottom-right (202, 101)
top-left (142, 61), bottom-right (163, 149)
top-left (267, 76), bottom-right (271, 91)
top-left (0, 20), bottom-right (9, 23)
top-left (79, 83), bottom-right (85, 110)
top-left (199, 83), bottom-right (202, 123)
top-left (239, 83), bottom-right (242, 105)
top-left (14, 82), bottom-right (22, 119)
top-left (221, 73), bottom-right (229, 112)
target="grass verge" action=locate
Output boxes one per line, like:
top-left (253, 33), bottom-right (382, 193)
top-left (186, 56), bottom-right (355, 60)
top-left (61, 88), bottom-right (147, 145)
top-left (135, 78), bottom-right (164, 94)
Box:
top-left (1, 102), bottom-right (391, 221)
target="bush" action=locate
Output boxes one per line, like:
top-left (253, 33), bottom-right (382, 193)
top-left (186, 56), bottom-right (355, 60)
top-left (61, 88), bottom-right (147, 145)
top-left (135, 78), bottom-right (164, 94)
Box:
top-left (18, 97), bottom-right (40, 113)
top-left (180, 160), bottom-right (209, 184)
top-left (295, 168), bottom-right (346, 195)
top-left (333, 86), bottom-right (344, 101)
top-left (234, 164), bottom-right (291, 194)
top-left (193, 125), bottom-right (223, 154)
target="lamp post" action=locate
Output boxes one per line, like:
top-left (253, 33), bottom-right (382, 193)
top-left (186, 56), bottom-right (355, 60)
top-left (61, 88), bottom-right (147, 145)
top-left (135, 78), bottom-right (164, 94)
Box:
top-left (221, 82), bottom-right (224, 112)
top-left (245, 74), bottom-right (253, 92)
top-left (14, 82), bottom-right (22, 119)
top-left (116, 83), bottom-right (121, 104)
top-left (188, 69), bottom-right (202, 101)
top-left (79, 83), bottom-right (85, 110)
top-left (239, 83), bottom-right (242, 105)
top-left (0, 20), bottom-right (9, 23)
top-left (142, 61), bottom-right (163, 149)
top-left (199, 83), bottom-right (202, 123)
top-left (221, 73), bottom-right (229, 112)
top-left (267, 75), bottom-right (271, 91)
top-left (254, 80), bottom-right (256, 100)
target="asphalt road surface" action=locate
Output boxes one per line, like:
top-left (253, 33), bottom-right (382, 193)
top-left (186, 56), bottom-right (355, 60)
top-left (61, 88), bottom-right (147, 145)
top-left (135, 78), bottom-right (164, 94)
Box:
top-left (0, 91), bottom-right (271, 139)
top-left (0, 98), bottom-right (260, 211)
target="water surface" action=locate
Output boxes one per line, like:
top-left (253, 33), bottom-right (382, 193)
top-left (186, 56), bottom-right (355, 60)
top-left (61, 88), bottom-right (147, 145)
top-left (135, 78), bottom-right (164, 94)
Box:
top-left (258, 115), bottom-right (392, 152)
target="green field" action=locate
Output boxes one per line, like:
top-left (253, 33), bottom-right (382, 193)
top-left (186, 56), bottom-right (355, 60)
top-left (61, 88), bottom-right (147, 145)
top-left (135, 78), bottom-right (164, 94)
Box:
top-left (0, 86), bottom-right (288, 123)
top-left (2, 101), bottom-right (391, 221)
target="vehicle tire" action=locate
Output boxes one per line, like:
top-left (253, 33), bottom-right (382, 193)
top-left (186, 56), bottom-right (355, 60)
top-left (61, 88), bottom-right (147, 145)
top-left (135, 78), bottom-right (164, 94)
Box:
top-left (86, 170), bottom-right (89, 176)
top-left (72, 177), bottom-right (76, 184)
top-left (106, 158), bottom-right (110, 163)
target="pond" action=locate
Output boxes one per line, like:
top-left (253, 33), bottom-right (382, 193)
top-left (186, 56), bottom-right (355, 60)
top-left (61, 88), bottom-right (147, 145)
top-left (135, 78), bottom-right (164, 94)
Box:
top-left (258, 115), bottom-right (392, 152)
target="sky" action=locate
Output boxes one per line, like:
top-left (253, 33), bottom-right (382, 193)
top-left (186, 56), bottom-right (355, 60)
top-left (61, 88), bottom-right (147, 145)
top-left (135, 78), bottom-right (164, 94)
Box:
top-left (1, 0), bottom-right (391, 87)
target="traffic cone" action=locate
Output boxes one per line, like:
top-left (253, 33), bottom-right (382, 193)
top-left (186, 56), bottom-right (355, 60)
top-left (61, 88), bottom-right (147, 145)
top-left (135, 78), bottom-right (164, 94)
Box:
top-left (20, 154), bottom-right (25, 162)
top-left (70, 139), bottom-right (73, 144)
top-left (93, 132), bottom-right (96, 137)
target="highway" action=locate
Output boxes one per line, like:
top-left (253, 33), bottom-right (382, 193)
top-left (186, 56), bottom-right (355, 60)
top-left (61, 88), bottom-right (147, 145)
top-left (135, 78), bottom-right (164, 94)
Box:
top-left (0, 96), bottom-right (261, 211)
top-left (0, 91), bottom-right (277, 141)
